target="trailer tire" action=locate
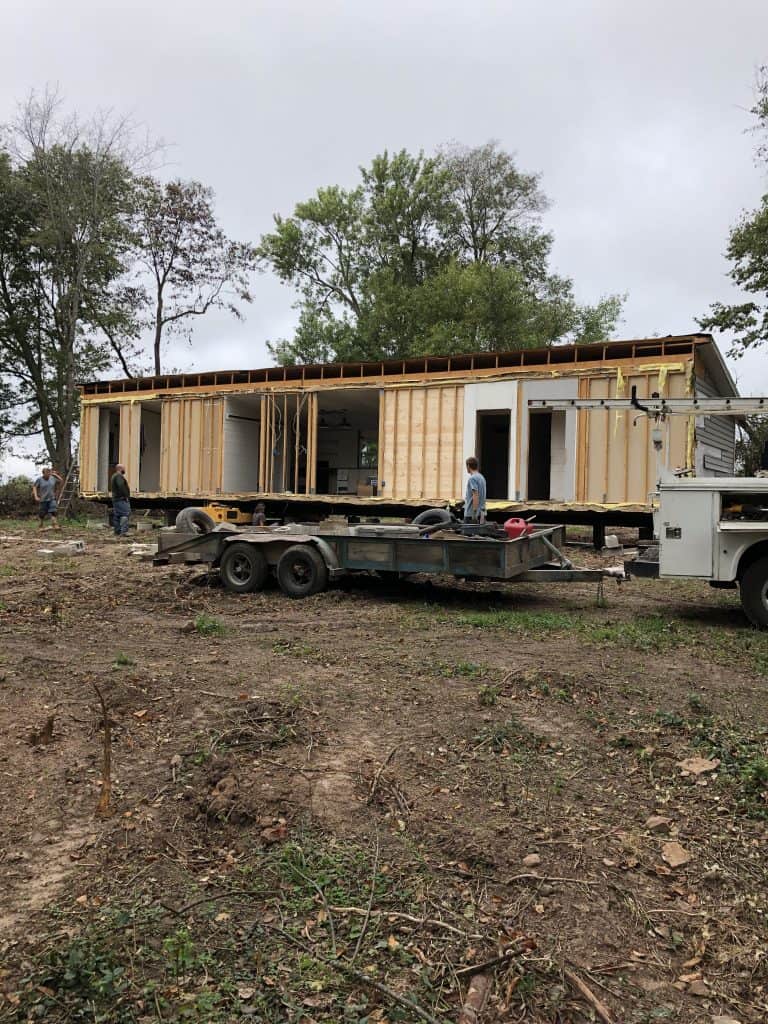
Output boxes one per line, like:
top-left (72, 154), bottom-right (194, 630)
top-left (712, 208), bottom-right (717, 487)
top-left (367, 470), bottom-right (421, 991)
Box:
top-left (175, 507), bottom-right (215, 534)
top-left (412, 508), bottom-right (452, 527)
top-left (277, 544), bottom-right (328, 598)
top-left (740, 556), bottom-right (768, 628)
top-left (220, 543), bottom-right (269, 594)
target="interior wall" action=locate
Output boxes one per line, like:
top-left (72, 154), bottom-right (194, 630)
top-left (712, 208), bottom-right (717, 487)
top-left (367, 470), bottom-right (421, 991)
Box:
top-left (517, 378), bottom-right (578, 501)
top-left (223, 397), bottom-right (261, 492)
top-left (139, 409), bottom-right (161, 492)
top-left (462, 381), bottom-right (517, 499)
top-left (96, 407), bottom-right (113, 492)
top-left (549, 411), bottom-right (567, 499)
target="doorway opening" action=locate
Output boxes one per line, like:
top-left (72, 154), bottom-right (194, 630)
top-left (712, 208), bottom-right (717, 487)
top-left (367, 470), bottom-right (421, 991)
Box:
top-left (476, 410), bottom-right (510, 499)
top-left (139, 401), bottom-right (161, 492)
top-left (315, 389), bottom-right (380, 496)
top-left (527, 411), bottom-right (552, 499)
top-left (97, 406), bottom-right (121, 492)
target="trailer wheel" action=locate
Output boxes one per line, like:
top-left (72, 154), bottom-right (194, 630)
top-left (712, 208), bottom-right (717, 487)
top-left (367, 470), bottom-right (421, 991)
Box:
top-left (220, 543), bottom-right (268, 594)
top-left (740, 557), bottom-right (768, 628)
top-left (175, 506), bottom-right (215, 534)
top-left (277, 544), bottom-right (328, 598)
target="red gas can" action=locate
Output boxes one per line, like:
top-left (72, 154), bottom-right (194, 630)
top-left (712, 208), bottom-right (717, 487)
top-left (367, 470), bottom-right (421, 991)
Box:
top-left (503, 517), bottom-right (535, 540)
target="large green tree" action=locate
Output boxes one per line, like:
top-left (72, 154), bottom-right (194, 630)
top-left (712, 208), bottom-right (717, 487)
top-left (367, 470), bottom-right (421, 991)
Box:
top-left (700, 68), bottom-right (768, 357)
top-left (258, 143), bottom-right (623, 364)
top-left (0, 94), bottom-right (141, 470)
top-left (0, 92), bottom-right (260, 471)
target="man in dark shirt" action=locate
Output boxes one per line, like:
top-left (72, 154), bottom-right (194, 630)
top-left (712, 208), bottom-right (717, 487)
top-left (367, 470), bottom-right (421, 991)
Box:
top-left (109, 464), bottom-right (131, 537)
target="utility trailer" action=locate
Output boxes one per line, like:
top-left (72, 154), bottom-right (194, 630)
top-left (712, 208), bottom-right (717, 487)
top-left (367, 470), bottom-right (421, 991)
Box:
top-left (153, 520), bottom-right (622, 598)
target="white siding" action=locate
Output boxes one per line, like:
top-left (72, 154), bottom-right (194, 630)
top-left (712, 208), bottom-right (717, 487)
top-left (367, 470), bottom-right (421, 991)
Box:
top-left (462, 381), bottom-right (518, 498)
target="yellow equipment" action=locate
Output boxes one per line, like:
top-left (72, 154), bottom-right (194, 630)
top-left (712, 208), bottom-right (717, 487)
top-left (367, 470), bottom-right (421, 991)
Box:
top-left (200, 503), bottom-right (254, 525)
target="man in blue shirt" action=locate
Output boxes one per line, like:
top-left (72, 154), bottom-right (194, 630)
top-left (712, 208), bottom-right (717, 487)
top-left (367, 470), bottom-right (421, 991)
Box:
top-left (464, 457), bottom-right (487, 523)
top-left (32, 467), bottom-right (63, 530)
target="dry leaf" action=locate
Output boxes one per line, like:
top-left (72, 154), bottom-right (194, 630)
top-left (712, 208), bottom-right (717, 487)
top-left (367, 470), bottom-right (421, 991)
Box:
top-left (522, 853), bottom-right (541, 867)
top-left (133, 709), bottom-right (148, 719)
top-left (387, 934), bottom-right (400, 951)
top-left (661, 842), bottom-right (692, 868)
top-left (677, 756), bottom-right (720, 775)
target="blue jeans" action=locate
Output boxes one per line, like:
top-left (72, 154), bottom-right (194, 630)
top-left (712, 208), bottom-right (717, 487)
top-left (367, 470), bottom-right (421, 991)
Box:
top-left (113, 499), bottom-right (131, 536)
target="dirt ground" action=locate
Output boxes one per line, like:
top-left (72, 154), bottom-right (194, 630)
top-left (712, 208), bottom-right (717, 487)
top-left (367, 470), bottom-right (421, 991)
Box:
top-left (0, 518), bottom-right (766, 1024)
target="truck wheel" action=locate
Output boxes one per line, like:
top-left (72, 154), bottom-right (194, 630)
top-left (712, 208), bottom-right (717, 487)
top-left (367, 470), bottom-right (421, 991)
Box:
top-left (277, 544), bottom-right (328, 598)
top-left (176, 507), bottom-right (215, 534)
top-left (739, 556), bottom-right (768, 628)
top-left (220, 543), bottom-right (268, 594)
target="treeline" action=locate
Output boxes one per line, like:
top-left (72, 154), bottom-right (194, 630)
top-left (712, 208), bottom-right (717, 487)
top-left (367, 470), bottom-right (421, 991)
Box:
top-left (258, 142), bottom-right (623, 365)
top-left (0, 91), bottom-right (257, 470)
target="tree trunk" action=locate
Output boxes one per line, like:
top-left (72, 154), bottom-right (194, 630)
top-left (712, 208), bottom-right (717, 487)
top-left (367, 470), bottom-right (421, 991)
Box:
top-left (154, 291), bottom-right (164, 375)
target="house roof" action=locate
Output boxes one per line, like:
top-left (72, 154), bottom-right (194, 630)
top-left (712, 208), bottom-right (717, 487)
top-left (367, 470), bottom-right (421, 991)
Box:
top-left (79, 333), bottom-right (738, 397)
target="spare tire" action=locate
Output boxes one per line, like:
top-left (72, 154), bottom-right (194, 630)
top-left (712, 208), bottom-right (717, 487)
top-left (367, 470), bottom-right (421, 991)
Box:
top-left (175, 507), bottom-right (215, 534)
top-left (412, 508), bottom-right (452, 527)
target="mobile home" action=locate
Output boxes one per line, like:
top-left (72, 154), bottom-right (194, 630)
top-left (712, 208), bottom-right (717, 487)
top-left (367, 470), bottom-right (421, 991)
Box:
top-left (78, 334), bottom-right (737, 516)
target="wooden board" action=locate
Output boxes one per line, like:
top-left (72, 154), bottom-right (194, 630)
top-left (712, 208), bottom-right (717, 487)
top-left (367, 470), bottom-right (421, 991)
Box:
top-left (576, 361), bottom-right (694, 503)
top-left (160, 397), bottom-right (224, 494)
top-left (79, 403), bottom-right (100, 493)
top-left (379, 385), bottom-right (464, 500)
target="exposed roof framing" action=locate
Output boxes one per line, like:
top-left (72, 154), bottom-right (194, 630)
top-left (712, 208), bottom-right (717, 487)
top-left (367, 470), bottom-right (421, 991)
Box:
top-left (79, 333), bottom-right (728, 398)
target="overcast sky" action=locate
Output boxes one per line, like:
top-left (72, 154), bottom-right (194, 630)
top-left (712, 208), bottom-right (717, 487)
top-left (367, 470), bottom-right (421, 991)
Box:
top-left (2, 0), bottom-right (768, 475)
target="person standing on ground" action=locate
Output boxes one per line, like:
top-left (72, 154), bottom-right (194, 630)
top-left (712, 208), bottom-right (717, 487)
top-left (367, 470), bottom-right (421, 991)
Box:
top-left (252, 502), bottom-right (267, 526)
top-left (32, 467), bottom-right (63, 530)
top-left (464, 457), bottom-right (487, 523)
top-left (110, 463), bottom-right (131, 537)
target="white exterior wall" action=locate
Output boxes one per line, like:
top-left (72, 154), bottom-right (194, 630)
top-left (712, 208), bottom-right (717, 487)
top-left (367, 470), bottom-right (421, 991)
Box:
top-left (518, 378), bottom-right (578, 501)
top-left (462, 381), bottom-right (518, 498)
top-left (462, 378), bottom-right (578, 501)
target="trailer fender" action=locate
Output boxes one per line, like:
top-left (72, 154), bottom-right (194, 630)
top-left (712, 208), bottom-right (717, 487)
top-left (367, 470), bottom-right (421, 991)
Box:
top-left (307, 536), bottom-right (345, 578)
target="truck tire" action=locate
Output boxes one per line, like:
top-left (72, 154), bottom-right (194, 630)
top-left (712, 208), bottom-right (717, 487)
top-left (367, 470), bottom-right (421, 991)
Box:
top-left (740, 556), bottom-right (768, 628)
top-left (277, 544), bottom-right (328, 598)
top-left (175, 506), bottom-right (215, 534)
top-left (220, 543), bottom-right (268, 594)
top-left (412, 508), bottom-right (452, 527)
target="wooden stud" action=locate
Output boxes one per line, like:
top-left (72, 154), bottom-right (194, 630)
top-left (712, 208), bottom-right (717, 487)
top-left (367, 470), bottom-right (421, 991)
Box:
top-left (282, 392), bottom-right (288, 492)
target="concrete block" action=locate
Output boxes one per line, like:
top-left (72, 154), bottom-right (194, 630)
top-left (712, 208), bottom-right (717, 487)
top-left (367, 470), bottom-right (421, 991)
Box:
top-left (603, 534), bottom-right (620, 549)
top-left (38, 540), bottom-right (86, 558)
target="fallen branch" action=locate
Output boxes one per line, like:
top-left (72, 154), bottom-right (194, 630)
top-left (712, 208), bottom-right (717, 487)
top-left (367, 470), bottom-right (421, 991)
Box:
top-left (454, 947), bottom-right (520, 978)
top-left (457, 973), bottom-right (491, 1024)
top-left (351, 829), bottom-right (380, 962)
top-left (367, 744), bottom-right (399, 804)
top-left (92, 683), bottom-right (113, 818)
top-left (506, 873), bottom-right (600, 886)
top-left (267, 921), bottom-right (447, 1024)
top-left (563, 966), bottom-right (614, 1024)
top-left (329, 904), bottom-right (482, 939)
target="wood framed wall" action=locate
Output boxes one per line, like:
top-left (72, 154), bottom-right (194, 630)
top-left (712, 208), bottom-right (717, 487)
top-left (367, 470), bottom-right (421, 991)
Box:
top-left (160, 397), bottom-right (224, 494)
top-left (574, 361), bottom-right (693, 503)
top-left (379, 385), bottom-right (464, 500)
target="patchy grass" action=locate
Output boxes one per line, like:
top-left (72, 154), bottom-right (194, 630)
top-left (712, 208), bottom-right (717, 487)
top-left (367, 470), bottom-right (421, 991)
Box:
top-left (112, 652), bottom-right (136, 668)
top-left (194, 613), bottom-right (226, 637)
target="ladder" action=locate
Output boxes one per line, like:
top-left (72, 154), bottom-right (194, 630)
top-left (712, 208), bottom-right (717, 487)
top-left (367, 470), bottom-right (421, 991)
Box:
top-left (58, 451), bottom-right (80, 518)
top-left (528, 386), bottom-right (768, 418)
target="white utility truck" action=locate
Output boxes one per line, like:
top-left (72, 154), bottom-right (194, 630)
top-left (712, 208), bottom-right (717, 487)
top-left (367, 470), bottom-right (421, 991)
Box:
top-left (529, 390), bottom-right (768, 628)
top-left (644, 477), bottom-right (768, 627)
